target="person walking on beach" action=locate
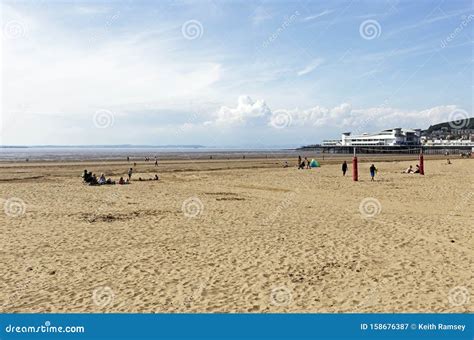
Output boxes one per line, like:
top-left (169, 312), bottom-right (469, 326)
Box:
top-left (128, 167), bottom-right (133, 181)
top-left (155, 159), bottom-right (158, 167)
top-left (369, 164), bottom-right (377, 181)
top-left (342, 161), bottom-right (348, 176)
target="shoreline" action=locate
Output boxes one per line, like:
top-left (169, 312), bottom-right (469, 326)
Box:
top-left (0, 153), bottom-right (458, 166)
top-left (0, 156), bottom-right (467, 186)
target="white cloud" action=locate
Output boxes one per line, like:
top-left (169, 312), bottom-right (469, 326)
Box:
top-left (205, 97), bottom-right (465, 136)
top-left (297, 58), bottom-right (324, 76)
top-left (302, 10), bottom-right (333, 22)
top-left (289, 104), bottom-right (463, 133)
top-left (209, 95), bottom-right (272, 126)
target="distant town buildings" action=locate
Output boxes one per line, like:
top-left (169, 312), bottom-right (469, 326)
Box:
top-left (421, 119), bottom-right (473, 147)
top-left (322, 120), bottom-right (474, 148)
top-left (421, 138), bottom-right (473, 147)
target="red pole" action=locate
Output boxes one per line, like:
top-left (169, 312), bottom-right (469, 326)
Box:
top-left (352, 147), bottom-right (358, 181)
top-left (419, 149), bottom-right (424, 175)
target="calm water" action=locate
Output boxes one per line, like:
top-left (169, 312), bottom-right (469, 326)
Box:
top-left (0, 147), bottom-right (307, 162)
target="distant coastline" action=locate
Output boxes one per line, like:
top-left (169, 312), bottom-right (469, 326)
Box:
top-left (0, 145), bottom-right (299, 162)
top-left (0, 144), bottom-right (206, 149)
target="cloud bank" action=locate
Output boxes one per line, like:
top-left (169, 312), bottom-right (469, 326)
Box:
top-left (205, 96), bottom-right (464, 135)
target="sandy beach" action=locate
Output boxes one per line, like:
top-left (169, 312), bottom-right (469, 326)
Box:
top-left (0, 156), bottom-right (472, 313)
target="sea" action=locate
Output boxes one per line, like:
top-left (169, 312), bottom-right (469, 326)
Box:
top-left (0, 146), bottom-right (308, 162)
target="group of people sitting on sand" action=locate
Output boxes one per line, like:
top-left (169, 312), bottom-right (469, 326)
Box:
top-left (82, 170), bottom-right (118, 186)
top-left (82, 168), bottom-right (159, 186)
top-left (297, 156), bottom-right (311, 169)
top-left (402, 164), bottom-right (421, 174)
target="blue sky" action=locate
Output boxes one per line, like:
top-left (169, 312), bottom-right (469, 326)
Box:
top-left (1, 0), bottom-right (472, 147)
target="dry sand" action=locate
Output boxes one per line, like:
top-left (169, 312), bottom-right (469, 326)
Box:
top-left (0, 156), bottom-right (472, 313)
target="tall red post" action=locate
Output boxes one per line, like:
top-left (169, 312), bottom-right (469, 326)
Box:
top-left (419, 148), bottom-right (424, 175)
top-left (352, 147), bottom-right (358, 181)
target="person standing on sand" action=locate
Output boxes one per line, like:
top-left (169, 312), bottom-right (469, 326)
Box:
top-left (155, 159), bottom-right (158, 167)
top-left (128, 167), bottom-right (133, 181)
top-left (298, 156), bottom-right (305, 169)
top-left (369, 164), bottom-right (377, 181)
top-left (342, 161), bottom-right (348, 176)
top-left (298, 155), bottom-right (302, 168)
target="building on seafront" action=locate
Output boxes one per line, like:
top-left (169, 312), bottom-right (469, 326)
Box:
top-left (322, 128), bottom-right (422, 146)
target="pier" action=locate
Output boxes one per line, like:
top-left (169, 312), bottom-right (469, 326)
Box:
top-left (298, 145), bottom-right (473, 155)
